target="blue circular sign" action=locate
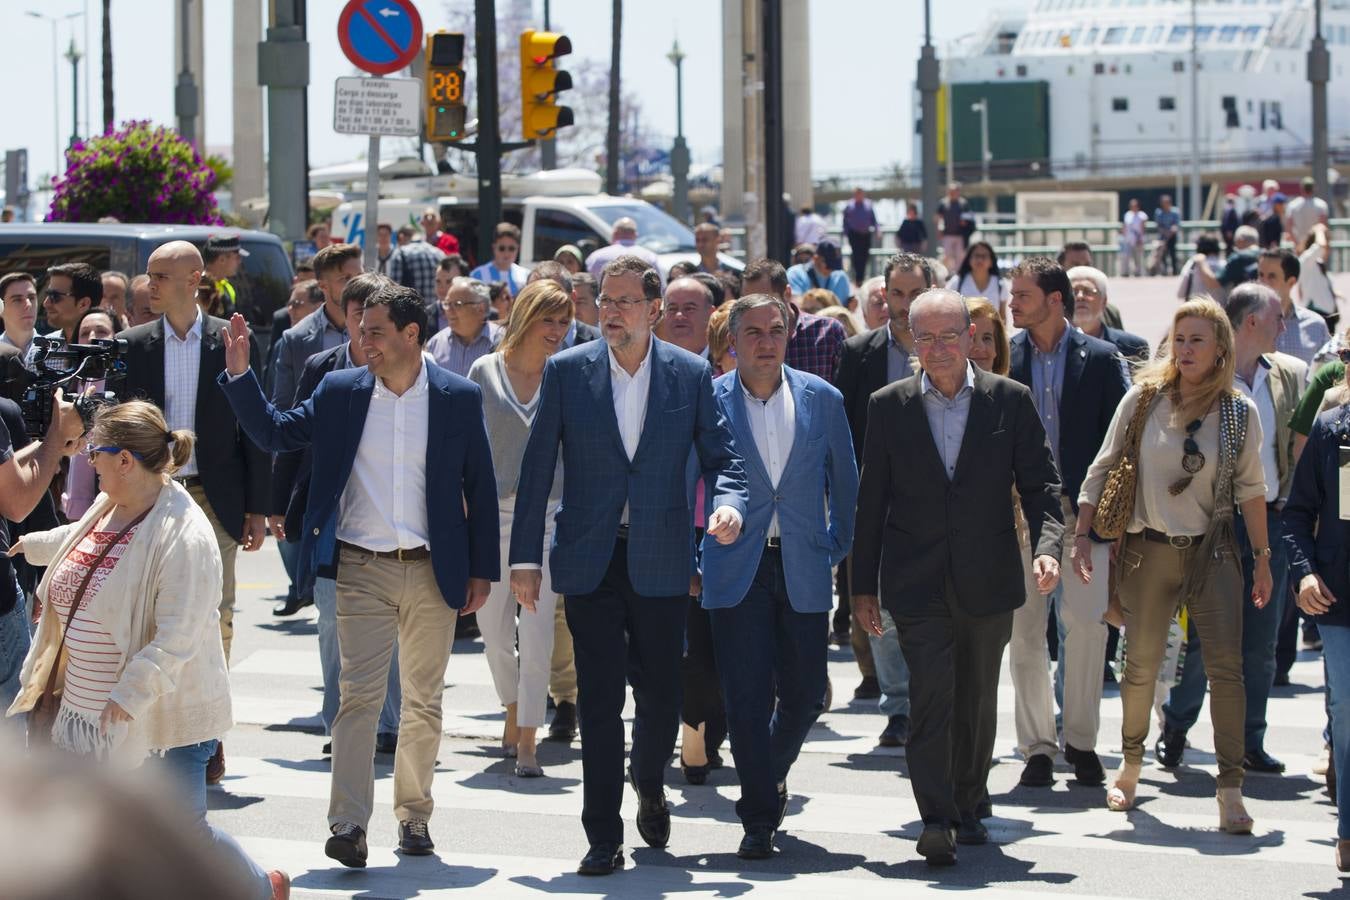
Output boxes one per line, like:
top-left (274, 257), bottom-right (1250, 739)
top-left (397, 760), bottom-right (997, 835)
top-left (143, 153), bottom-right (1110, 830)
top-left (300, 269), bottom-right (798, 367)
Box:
top-left (338, 0), bottom-right (424, 76)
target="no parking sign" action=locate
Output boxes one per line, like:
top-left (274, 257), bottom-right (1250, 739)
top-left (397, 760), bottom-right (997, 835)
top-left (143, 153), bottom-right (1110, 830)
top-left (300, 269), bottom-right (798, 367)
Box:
top-left (337, 0), bottom-right (424, 76)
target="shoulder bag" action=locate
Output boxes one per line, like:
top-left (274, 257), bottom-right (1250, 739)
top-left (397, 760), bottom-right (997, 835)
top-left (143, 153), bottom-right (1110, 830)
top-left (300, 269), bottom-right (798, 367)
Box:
top-left (1093, 385), bottom-right (1160, 540)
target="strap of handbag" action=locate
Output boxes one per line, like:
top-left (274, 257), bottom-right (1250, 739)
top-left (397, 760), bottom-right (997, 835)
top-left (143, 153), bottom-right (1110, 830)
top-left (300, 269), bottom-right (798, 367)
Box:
top-left (34, 508), bottom-right (153, 714)
top-left (1121, 384), bottom-right (1161, 464)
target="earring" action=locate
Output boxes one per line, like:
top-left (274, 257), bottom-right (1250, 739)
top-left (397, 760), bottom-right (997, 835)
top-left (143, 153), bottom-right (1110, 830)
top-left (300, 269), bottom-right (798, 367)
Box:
top-left (1215, 356), bottom-right (1224, 368)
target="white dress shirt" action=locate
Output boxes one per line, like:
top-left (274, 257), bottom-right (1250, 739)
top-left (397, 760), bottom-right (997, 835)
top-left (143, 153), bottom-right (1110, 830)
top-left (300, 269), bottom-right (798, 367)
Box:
top-left (1236, 361), bottom-right (1280, 503)
top-left (163, 311), bottom-right (203, 477)
top-left (336, 360), bottom-right (432, 551)
top-left (743, 371), bottom-right (795, 537)
top-left (610, 343), bottom-right (654, 524)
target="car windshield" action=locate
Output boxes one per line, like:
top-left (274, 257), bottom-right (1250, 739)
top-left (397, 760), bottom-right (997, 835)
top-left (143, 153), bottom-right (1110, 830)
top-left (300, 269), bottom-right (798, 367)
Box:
top-left (590, 203), bottom-right (695, 254)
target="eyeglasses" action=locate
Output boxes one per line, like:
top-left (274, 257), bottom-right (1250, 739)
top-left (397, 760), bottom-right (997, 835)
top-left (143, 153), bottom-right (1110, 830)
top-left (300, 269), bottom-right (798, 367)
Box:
top-left (495, 244), bottom-right (519, 253)
top-left (1168, 418), bottom-right (1206, 496)
top-left (85, 443), bottom-right (145, 462)
top-left (45, 288), bottom-right (73, 303)
top-left (598, 295), bottom-right (648, 311)
top-left (912, 331), bottom-right (964, 348)
top-left (439, 299), bottom-right (485, 310)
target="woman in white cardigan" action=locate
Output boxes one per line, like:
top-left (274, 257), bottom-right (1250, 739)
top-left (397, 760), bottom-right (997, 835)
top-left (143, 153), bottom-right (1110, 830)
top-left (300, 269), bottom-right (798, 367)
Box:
top-left (6, 401), bottom-right (288, 900)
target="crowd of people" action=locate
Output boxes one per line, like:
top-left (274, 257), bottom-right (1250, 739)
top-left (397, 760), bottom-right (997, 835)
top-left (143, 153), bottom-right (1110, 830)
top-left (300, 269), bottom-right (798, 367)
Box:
top-left (0, 194), bottom-right (1347, 894)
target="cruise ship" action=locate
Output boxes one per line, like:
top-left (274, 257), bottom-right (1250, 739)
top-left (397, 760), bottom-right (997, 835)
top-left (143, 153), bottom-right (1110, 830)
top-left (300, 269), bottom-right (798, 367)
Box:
top-left (925, 0), bottom-right (1350, 204)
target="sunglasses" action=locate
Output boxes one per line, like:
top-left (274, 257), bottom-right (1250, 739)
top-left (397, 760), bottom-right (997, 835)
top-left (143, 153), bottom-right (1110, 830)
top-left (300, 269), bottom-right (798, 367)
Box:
top-left (86, 443), bottom-right (145, 462)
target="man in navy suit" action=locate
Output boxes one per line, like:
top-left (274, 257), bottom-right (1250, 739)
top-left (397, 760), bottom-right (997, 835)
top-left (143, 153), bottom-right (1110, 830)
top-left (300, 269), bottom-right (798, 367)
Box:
top-left (1007, 257), bottom-right (1129, 790)
top-left (510, 255), bottom-right (748, 876)
top-left (218, 284), bottom-right (498, 868)
top-left (700, 294), bottom-right (858, 859)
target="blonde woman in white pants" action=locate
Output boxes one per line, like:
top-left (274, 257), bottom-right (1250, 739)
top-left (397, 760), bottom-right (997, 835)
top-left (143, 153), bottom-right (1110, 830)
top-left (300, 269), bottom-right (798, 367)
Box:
top-left (467, 280), bottom-right (572, 777)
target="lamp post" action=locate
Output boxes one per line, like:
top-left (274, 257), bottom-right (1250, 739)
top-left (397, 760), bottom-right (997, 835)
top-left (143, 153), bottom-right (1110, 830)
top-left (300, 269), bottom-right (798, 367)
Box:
top-left (26, 10), bottom-right (83, 179)
top-left (1310, 0), bottom-right (1330, 203)
top-left (668, 38), bottom-right (690, 223)
top-left (1188, 0), bottom-right (1202, 219)
top-left (918, 0), bottom-right (940, 254)
top-left (971, 98), bottom-right (991, 185)
top-left (175, 0), bottom-right (199, 143)
top-left (64, 37), bottom-right (83, 150)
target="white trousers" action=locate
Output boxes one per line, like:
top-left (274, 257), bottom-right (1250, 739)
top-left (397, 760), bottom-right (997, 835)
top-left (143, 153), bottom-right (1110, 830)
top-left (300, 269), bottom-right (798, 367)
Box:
top-left (479, 501), bottom-right (558, 729)
top-left (1010, 502), bottom-right (1110, 757)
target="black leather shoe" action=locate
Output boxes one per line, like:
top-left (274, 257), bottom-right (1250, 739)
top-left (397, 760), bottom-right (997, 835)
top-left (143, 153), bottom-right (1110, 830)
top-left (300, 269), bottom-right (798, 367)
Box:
top-left (853, 676), bottom-right (881, 701)
top-left (546, 701), bottom-right (577, 742)
top-left (737, 828), bottom-right (776, 859)
top-left (1019, 753), bottom-right (1055, 787)
top-left (680, 756), bottom-right (710, 785)
top-left (577, 843), bottom-right (624, 876)
top-left (272, 595), bottom-right (313, 617)
top-left (975, 798), bottom-right (993, 819)
top-left (398, 818), bottom-right (434, 855)
top-left (916, 823), bottom-right (957, 865)
top-left (322, 741), bottom-right (332, 756)
top-left (776, 783), bottom-right (789, 830)
top-left (1273, 672), bottom-right (1292, 687)
top-left (376, 732), bottom-right (398, 755)
top-left (1243, 748), bottom-right (1287, 773)
top-left (955, 816), bottom-right (988, 845)
top-left (1155, 729), bottom-right (1186, 768)
top-left (628, 768), bottom-right (671, 848)
top-left (324, 822), bottom-right (368, 868)
top-left (1065, 744), bottom-right (1106, 785)
top-left (878, 714), bottom-right (910, 747)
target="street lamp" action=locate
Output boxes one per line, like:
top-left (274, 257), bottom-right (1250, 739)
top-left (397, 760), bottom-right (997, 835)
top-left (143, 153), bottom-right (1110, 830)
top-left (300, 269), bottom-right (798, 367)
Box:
top-left (26, 9), bottom-right (83, 179)
top-left (667, 37), bottom-right (690, 223)
top-left (64, 37), bottom-right (83, 150)
top-left (971, 98), bottom-right (991, 184)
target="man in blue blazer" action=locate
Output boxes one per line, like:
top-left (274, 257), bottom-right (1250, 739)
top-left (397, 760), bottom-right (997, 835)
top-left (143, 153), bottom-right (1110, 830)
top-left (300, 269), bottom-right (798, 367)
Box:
top-left (700, 294), bottom-right (858, 860)
top-left (218, 284), bottom-right (498, 868)
top-left (1007, 257), bottom-right (1129, 790)
top-left (510, 255), bottom-right (748, 876)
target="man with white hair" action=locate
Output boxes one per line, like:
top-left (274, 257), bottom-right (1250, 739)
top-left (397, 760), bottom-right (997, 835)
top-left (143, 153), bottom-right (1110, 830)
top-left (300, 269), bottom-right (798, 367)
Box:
top-left (585, 216), bottom-right (661, 282)
top-left (852, 288), bottom-right (1063, 864)
top-left (1066, 266), bottom-right (1149, 363)
top-left (858, 276), bottom-right (889, 332)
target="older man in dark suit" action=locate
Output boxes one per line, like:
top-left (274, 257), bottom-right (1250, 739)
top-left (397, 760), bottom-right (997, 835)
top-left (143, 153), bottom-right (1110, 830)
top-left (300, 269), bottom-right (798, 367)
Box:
top-left (852, 288), bottom-right (1064, 866)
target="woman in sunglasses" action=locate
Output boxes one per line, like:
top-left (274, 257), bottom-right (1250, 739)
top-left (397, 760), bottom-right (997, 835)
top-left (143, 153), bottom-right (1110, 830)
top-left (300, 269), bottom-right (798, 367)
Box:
top-left (5, 401), bottom-right (289, 899)
top-left (1075, 298), bottom-right (1270, 832)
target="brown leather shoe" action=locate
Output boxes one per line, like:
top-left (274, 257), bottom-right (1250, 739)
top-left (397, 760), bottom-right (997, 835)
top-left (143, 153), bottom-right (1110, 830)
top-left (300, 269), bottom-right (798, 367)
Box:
top-left (206, 741), bottom-right (226, 785)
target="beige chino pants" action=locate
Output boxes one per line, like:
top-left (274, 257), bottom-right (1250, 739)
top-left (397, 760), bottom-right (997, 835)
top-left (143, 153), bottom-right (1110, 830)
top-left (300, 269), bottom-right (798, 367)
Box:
top-left (186, 483), bottom-right (238, 662)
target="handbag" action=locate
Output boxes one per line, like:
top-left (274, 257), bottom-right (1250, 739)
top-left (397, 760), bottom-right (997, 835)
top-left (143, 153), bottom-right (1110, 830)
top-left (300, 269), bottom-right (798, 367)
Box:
top-left (1093, 385), bottom-right (1160, 540)
top-left (28, 508), bottom-right (152, 748)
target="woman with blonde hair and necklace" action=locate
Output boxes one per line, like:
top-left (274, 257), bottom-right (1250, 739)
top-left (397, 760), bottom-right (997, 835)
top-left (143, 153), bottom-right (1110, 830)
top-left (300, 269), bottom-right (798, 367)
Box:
top-left (468, 280), bottom-right (573, 777)
top-left (1076, 298), bottom-right (1270, 833)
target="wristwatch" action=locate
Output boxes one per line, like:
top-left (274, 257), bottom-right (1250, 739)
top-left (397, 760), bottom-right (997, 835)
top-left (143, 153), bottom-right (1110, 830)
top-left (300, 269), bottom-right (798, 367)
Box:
top-left (1252, 547), bottom-right (1273, 558)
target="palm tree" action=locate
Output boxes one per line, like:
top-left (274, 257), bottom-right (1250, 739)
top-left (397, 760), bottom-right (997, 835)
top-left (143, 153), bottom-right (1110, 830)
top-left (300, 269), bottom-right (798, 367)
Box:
top-left (101, 0), bottom-right (113, 132)
top-left (605, 0), bottom-right (621, 194)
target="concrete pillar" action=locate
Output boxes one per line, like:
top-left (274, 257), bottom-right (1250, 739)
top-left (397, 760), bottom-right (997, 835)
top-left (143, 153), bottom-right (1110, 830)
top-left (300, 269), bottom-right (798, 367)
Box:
top-left (720, 0), bottom-right (744, 221)
top-left (782, 0), bottom-right (811, 210)
top-left (232, 0), bottom-right (265, 208)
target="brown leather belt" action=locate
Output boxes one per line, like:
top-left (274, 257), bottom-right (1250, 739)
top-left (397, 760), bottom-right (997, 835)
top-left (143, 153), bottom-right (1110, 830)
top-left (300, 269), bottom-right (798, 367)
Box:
top-left (1141, 528), bottom-right (1202, 549)
top-left (337, 540), bottom-right (430, 562)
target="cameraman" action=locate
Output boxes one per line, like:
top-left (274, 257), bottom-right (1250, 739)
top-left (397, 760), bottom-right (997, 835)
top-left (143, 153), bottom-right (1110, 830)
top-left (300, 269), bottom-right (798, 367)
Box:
top-left (0, 391), bottom-right (86, 708)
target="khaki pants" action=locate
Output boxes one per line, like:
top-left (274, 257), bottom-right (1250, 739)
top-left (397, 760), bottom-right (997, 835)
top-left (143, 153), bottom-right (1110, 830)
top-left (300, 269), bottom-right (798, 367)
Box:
top-left (1011, 499), bottom-right (1110, 757)
top-left (328, 547), bottom-right (457, 828)
top-left (549, 601), bottom-right (577, 705)
top-left (186, 483), bottom-right (238, 662)
top-left (1116, 532), bottom-right (1245, 787)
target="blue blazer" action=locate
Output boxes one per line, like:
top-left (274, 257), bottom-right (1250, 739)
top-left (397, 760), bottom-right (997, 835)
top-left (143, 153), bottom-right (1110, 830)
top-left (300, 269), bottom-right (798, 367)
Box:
top-left (1283, 405), bottom-right (1350, 628)
top-left (1009, 327), bottom-right (1129, 516)
top-left (699, 368), bottom-right (858, 613)
top-left (218, 365), bottom-right (500, 608)
top-left (510, 337), bottom-right (748, 598)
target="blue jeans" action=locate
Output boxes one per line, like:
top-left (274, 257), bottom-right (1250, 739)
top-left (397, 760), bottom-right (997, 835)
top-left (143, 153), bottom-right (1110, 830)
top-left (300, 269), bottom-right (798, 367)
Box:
top-left (0, 586), bottom-right (31, 712)
top-left (870, 608), bottom-right (910, 718)
top-left (1162, 506), bottom-right (1289, 752)
top-left (148, 740), bottom-right (272, 899)
top-left (1321, 623), bottom-right (1350, 838)
top-left (315, 576), bottom-right (401, 736)
top-left (710, 550), bottom-right (827, 830)
top-left (276, 538), bottom-right (305, 602)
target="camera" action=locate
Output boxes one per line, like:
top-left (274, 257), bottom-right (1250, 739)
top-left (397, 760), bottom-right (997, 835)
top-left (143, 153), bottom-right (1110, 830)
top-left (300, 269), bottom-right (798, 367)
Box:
top-left (15, 336), bottom-right (128, 437)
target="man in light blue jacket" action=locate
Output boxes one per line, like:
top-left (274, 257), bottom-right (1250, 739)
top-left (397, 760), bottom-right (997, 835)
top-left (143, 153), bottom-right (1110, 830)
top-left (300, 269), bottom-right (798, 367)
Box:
top-left (700, 293), bottom-right (858, 861)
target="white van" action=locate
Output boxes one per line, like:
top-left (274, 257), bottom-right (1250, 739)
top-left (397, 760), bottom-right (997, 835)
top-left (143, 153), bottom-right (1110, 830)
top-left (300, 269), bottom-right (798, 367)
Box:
top-left (329, 169), bottom-right (740, 277)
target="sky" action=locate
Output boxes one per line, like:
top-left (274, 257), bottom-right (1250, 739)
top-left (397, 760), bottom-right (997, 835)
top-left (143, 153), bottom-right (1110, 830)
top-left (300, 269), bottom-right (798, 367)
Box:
top-left (0, 0), bottom-right (988, 188)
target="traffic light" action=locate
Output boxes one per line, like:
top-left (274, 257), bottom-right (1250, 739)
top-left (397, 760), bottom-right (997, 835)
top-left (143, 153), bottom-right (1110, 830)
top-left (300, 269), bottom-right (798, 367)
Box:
top-left (520, 29), bottom-right (574, 139)
top-left (425, 31), bottom-right (467, 141)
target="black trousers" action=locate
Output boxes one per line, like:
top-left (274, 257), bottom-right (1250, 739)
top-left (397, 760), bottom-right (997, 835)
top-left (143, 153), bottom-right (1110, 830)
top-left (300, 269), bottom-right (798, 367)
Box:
top-left (681, 598), bottom-right (727, 755)
top-left (894, 578), bottom-right (1013, 828)
top-left (846, 230), bottom-right (872, 285)
top-left (565, 541), bottom-right (687, 846)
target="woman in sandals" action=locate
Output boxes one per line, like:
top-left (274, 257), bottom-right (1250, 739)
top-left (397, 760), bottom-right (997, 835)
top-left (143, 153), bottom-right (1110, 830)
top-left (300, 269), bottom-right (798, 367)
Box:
top-left (468, 280), bottom-right (572, 777)
top-left (5, 401), bottom-right (289, 899)
top-left (1075, 298), bottom-right (1271, 832)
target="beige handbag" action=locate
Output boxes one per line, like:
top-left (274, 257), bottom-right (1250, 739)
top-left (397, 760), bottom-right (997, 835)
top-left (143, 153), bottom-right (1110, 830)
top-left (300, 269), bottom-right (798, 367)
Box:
top-left (1093, 385), bottom-right (1160, 540)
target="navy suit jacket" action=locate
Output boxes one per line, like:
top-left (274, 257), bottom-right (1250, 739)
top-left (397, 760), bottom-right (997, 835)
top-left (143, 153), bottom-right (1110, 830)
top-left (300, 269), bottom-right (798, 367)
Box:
top-left (700, 367), bottom-right (857, 612)
top-left (271, 305), bottom-right (346, 408)
top-left (219, 364), bottom-right (499, 608)
top-left (1283, 406), bottom-right (1350, 628)
top-left (510, 337), bottom-right (748, 598)
top-left (1009, 327), bottom-right (1129, 515)
top-left (1100, 325), bottom-right (1150, 364)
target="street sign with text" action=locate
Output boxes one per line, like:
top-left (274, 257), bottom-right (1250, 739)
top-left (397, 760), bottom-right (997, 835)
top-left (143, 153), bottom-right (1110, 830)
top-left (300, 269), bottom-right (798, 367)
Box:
top-left (337, 0), bottom-right (424, 76)
top-left (333, 77), bottom-right (422, 136)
